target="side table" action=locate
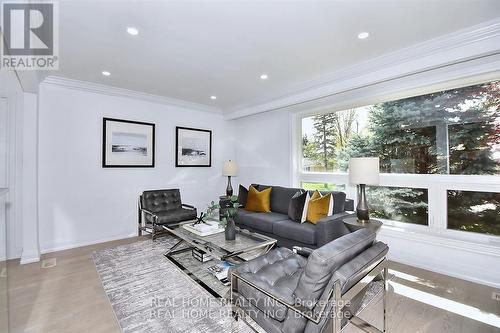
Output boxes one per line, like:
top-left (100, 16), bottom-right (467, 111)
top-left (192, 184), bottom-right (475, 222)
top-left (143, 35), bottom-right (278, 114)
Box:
top-left (343, 217), bottom-right (383, 234)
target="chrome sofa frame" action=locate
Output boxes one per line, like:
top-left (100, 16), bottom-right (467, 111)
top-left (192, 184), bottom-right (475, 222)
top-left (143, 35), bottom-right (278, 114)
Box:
top-left (138, 195), bottom-right (196, 240)
top-left (230, 257), bottom-right (388, 333)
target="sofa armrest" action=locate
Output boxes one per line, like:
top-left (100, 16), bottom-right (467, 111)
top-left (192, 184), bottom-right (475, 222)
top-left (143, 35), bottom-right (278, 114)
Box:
top-left (336, 242), bottom-right (389, 295)
top-left (315, 212), bottom-right (354, 247)
top-left (292, 246), bottom-right (314, 258)
top-left (139, 208), bottom-right (158, 223)
top-left (182, 203), bottom-right (196, 210)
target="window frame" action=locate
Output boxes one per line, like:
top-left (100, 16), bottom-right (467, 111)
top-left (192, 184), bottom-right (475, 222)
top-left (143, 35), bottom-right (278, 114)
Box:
top-left (292, 77), bottom-right (500, 245)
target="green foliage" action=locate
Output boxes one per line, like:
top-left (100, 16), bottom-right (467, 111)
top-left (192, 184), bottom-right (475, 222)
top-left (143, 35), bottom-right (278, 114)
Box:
top-left (448, 190), bottom-right (500, 235)
top-left (367, 187), bottom-right (429, 225)
top-left (301, 182), bottom-right (345, 191)
top-left (311, 113), bottom-right (338, 171)
top-left (305, 110), bottom-right (359, 172)
top-left (302, 80), bottom-right (499, 229)
top-left (205, 196), bottom-right (239, 228)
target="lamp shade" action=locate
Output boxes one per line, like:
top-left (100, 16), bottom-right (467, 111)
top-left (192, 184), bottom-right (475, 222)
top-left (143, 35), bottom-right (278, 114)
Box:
top-left (348, 157), bottom-right (380, 185)
top-left (222, 160), bottom-right (238, 176)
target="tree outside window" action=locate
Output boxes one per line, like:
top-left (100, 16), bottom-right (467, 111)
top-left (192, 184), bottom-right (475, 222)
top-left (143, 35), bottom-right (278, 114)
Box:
top-left (301, 80), bottom-right (499, 232)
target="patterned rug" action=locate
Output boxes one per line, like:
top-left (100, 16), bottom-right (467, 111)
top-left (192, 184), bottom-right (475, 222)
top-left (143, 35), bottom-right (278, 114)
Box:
top-left (92, 236), bottom-right (253, 333)
top-left (92, 236), bottom-right (386, 333)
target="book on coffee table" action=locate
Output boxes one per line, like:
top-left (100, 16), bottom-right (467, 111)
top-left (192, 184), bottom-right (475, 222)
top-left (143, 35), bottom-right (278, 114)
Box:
top-left (182, 220), bottom-right (224, 236)
top-left (207, 261), bottom-right (234, 285)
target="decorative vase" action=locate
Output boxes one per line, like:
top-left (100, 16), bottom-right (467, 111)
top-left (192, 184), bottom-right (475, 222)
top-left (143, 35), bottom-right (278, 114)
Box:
top-left (225, 218), bottom-right (236, 241)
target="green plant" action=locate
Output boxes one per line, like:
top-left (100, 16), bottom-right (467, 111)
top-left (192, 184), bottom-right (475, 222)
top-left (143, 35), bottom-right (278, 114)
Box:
top-left (204, 195), bottom-right (239, 228)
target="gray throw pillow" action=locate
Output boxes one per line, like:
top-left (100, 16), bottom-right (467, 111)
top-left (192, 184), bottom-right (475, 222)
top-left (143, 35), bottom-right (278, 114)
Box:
top-left (237, 185), bottom-right (248, 207)
top-left (288, 191), bottom-right (307, 222)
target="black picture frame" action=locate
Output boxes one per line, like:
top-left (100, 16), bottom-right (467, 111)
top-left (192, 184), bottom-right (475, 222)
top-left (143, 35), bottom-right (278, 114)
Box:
top-left (102, 117), bottom-right (155, 168)
top-left (175, 126), bottom-right (212, 167)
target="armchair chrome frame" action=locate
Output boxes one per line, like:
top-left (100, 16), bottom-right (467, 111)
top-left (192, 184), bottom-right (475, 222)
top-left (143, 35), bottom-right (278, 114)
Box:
top-left (230, 257), bottom-right (388, 333)
top-left (137, 195), bottom-right (197, 241)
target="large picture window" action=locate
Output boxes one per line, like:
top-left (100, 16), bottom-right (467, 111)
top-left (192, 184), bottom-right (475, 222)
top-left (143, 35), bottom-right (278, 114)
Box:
top-left (302, 81), bottom-right (500, 175)
top-left (298, 80), bottom-right (500, 234)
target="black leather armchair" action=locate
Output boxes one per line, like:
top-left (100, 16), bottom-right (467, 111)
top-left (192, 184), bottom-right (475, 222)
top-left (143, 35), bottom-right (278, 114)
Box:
top-left (230, 229), bottom-right (389, 333)
top-left (138, 189), bottom-right (197, 240)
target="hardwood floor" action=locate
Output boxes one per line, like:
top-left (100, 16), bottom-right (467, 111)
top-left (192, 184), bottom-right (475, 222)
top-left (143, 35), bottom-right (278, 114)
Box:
top-left (5, 237), bottom-right (500, 333)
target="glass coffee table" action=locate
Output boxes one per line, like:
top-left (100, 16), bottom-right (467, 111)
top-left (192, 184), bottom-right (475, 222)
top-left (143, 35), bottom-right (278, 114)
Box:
top-left (161, 220), bottom-right (277, 298)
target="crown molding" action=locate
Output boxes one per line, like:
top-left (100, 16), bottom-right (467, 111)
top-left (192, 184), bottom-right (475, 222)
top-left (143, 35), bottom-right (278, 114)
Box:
top-left (225, 18), bottom-right (500, 120)
top-left (41, 76), bottom-right (222, 114)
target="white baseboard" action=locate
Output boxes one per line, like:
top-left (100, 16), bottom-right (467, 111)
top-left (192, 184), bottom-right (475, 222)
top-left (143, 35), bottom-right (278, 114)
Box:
top-left (40, 232), bottom-right (139, 255)
top-left (20, 256), bottom-right (40, 265)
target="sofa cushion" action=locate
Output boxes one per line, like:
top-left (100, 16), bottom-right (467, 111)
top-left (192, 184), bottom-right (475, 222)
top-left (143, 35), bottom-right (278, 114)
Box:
top-left (234, 209), bottom-right (254, 228)
top-left (287, 190), bottom-right (308, 222)
top-left (273, 220), bottom-right (317, 245)
top-left (233, 248), bottom-right (306, 321)
top-left (237, 212), bottom-right (289, 233)
top-left (306, 192), bottom-right (333, 224)
top-left (258, 185), bottom-right (303, 215)
top-left (246, 186), bottom-right (272, 213)
top-left (145, 208), bottom-right (197, 225)
top-left (237, 184), bottom-right (249, 207)
top-left (307, 190), bottom-right (346, 214)
top-left (294, 229), bottom-right (376, 309)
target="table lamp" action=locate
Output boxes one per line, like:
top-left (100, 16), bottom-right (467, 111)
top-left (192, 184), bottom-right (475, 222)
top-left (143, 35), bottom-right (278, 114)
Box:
top-left (222, 160), bottom-right (238, 196)
top-left (348, 157), bottom-right (380, 223)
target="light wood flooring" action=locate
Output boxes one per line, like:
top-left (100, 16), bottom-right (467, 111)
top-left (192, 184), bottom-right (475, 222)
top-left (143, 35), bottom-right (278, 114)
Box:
top-left (5, 236), bottom-right (500, 333)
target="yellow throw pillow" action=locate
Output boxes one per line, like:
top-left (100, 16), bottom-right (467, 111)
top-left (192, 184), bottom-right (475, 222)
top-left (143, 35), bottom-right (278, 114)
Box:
top-left (245, 186), bottom-right (272, 213)
top-left (310, 190), bottom-right (321, 201)
top-left (307, 191), bottom-right (333, 224)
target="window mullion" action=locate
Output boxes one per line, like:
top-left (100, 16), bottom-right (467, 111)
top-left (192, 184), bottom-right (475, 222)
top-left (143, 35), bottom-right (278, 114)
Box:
top-left (428, 184), bottom-right (447, 230)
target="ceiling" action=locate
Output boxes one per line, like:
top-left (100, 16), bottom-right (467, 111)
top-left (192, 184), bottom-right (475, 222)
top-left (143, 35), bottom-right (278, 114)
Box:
top-left (22, 0), bottom-right (500, 113)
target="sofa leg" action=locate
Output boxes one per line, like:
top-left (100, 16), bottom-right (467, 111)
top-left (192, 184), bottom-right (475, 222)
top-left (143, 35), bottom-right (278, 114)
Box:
top-left (152, 224), bottom-right (156, 242)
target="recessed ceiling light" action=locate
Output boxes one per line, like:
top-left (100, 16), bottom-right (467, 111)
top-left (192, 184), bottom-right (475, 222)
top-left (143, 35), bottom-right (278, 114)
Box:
top-left (210, 96), bottom-right (217, 100)
top-left (358, 32), bottom-right (370, 39)
top-left (260, 74), bottom-right (268, 80)
top-left (101, 71), bottom-right (111, 76)
top-left (127, 27), bottom-right (139, 36)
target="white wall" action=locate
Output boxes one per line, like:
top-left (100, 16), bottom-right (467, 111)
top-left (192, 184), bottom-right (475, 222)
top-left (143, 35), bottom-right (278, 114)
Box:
top-left (231, 109), bottom-right (292, 188)
top-left (0, 71), bottom-right (24, 259)
top-left (37, 83), bottom-right (234, 253)
top-left (20, 93), bottom-right (40, 264)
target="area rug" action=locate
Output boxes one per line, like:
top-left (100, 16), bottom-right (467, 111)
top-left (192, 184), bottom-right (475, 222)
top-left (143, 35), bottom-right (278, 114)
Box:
top-left (92, 236), bottom-right (253, 333)
top-left (92, 236), bottom-right (387, 333)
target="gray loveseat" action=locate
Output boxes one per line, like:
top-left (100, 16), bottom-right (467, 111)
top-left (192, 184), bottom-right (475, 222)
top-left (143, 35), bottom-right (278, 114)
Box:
top-left (235, 184), bottom-right (355, 249)
top-left (230, 229), bottom-right (389, 333)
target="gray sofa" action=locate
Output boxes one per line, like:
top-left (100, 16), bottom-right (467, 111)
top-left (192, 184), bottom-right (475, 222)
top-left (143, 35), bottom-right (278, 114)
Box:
top-left (230, 229), bottom-right (389, 333)
top-left (235, 184), bottom-right (355, 249)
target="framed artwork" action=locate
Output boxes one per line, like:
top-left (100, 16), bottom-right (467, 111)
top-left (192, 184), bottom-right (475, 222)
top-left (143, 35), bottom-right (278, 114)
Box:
top-left (102, 118), bottom-right (155, 167)
top-left (176, 126), bottom-right (212, 167)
